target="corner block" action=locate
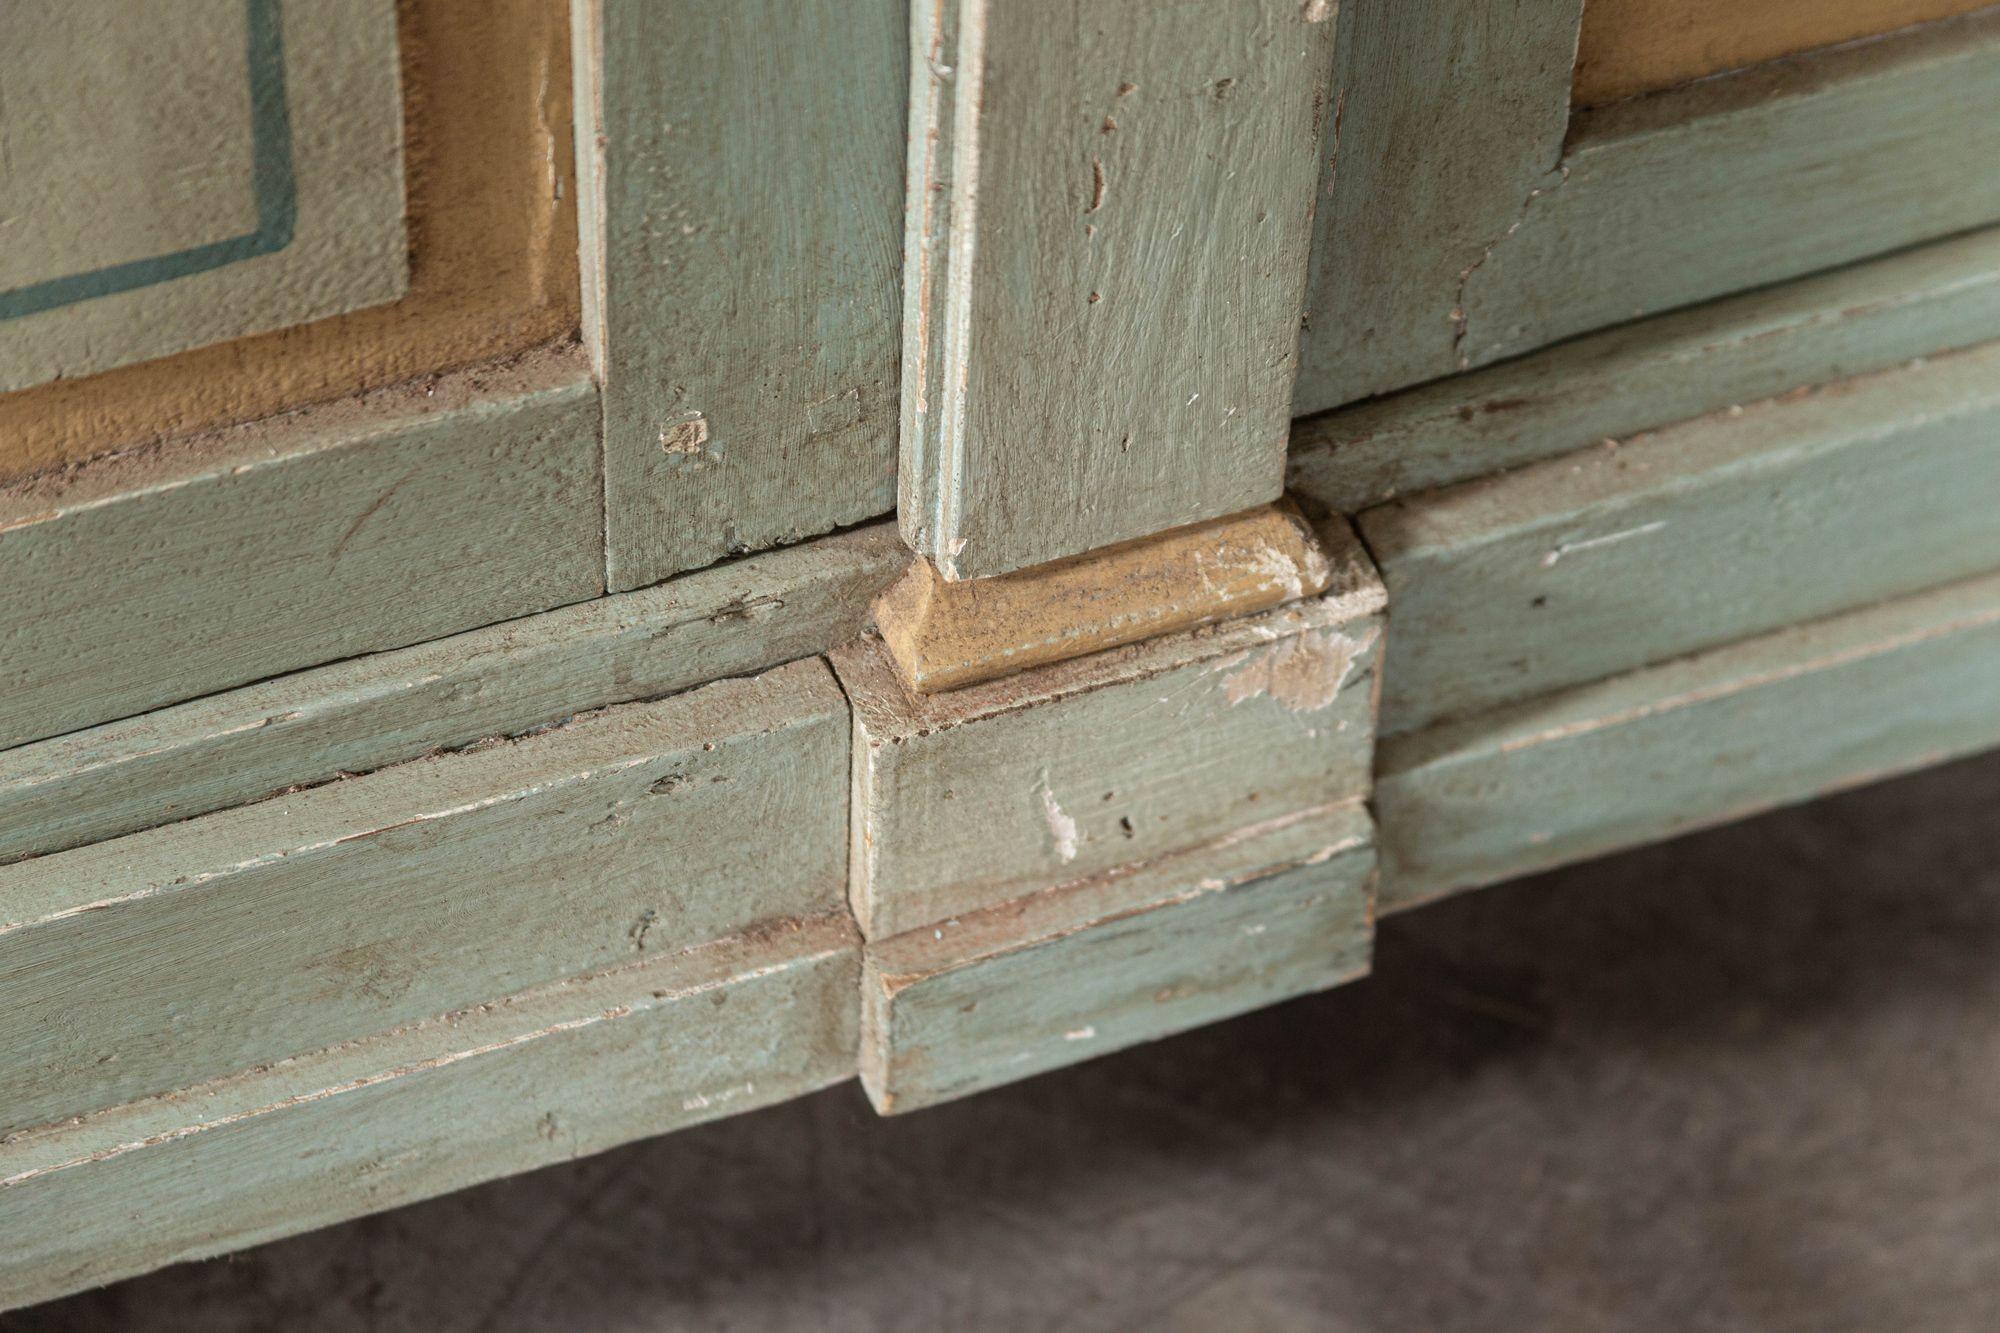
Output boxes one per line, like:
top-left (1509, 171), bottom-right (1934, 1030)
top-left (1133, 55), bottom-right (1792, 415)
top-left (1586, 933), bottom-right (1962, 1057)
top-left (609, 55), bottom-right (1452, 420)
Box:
top-left (831, 518), bottom-right (1385, 940)
top-left (861, 800), bottom-right (1375, 1113)
top-left (872, 502), bottom-right (1334, 694)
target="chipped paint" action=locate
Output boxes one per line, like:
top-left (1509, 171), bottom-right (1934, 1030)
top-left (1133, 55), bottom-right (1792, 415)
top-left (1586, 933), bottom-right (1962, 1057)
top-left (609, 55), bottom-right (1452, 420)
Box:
top-left (659, 415), bottom-right (710, 457)
top-left (1224, 628), bottom-right (1375, 712)
top-left (1540, 520), bottom-right (1667, 568)
top-left (1038, 778), bottom-right (1080, 863)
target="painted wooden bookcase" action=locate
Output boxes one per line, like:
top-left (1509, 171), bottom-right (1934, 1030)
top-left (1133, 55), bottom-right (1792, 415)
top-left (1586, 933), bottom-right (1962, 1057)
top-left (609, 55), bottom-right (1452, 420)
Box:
top-left (4, 0), bottom-right (1999, 1307)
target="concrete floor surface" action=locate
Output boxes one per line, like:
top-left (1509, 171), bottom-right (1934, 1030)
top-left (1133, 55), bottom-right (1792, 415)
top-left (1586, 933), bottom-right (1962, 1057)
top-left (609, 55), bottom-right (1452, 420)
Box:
top-left (13, 748), bottom-right (2000, 1331)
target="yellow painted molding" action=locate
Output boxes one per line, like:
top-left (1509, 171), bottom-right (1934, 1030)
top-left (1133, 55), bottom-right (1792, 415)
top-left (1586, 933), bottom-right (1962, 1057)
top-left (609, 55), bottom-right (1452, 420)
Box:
top-left (1575, 0), bottom-right (1992, 105)
top-left (872, 503), bottom-right (1350, 695)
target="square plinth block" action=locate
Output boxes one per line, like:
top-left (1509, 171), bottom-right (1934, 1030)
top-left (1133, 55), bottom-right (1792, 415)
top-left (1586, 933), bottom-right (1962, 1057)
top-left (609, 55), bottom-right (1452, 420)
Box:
top-left (861, 801), bottom-right (1376, 1113)
top-left (830, 522), bottom-right (1385, 940)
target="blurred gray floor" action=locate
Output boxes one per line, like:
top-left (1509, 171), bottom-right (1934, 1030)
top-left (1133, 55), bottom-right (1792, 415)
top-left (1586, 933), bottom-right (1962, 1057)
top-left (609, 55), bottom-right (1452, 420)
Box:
top-left (14, 748), bottom-right (2000, 1332)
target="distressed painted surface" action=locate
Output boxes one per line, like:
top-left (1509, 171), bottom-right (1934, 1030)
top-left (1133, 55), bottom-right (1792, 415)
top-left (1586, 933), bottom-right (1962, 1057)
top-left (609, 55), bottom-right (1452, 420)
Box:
top-left (0, 524), bottom-right (902, 864)
top-left (575, 0), bottom-right (904, 591)
top-left (1575, 0), bottom-right (1991, 104)
top-left (0, 917), bottom-right (858, 1311)
top-left (1297, 3), bottom-right (2000, 413)
top-left (1294, 0), bottom-right (1581, 414)
top-left (873, 504), bottom-right (1333, 693)
top-left (0, 0), bottom-right (407, 393)
top-left (1290, 227), bottom-right (2000, 515)
top-left (1361, 342), bottom-right (2000, 735)
top-left (0, 659), bottom-right (847, 1134)
top-left (1460, 10), bottom-right (2000, 372)
top-left (902, 0), bottom-right (1334, 580)
top-left (862, 801), bottom-right (1374, 1112)
top-left (0, 0), bottom-right (580, 486)
top-left (1378, 569), bottom-right (2000, 912)
top-left (0, 350), bottom-right (602, 750)
top-left (834, 522), bottom-right (1385, 938)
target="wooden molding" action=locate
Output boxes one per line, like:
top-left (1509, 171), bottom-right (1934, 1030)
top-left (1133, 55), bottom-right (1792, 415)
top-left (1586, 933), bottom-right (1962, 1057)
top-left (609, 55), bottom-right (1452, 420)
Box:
top-left (1575, 0), bottom-right (1991, 106)
top-left (1291, 227), bottom-right (2000, 516)
top-left (861, 801), bottom-right (1375, 1113)
top-left (1379, 567), bottom-right (2000, 912)
top-left (872, 503), bottom-right (1340, 695)
top-left (1359, 339), bottom-right (2000, 736)
top-left (0, 524), bottom-right (903, 864)
top-left (0, 347), bottom-right (602, 750)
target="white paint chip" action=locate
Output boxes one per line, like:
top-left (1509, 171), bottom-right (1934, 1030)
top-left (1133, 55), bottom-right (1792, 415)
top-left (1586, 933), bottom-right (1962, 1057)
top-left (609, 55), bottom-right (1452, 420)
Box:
top-left (1540, 521), bottom-right (1667, 568)
top-left (1038, 779), bottom-right (1080, 863)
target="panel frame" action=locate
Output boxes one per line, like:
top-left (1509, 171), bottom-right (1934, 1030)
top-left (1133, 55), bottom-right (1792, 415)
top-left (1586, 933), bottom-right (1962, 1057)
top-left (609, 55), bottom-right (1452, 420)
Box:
top-left (0, 348), bottom-right (604, 752)
top-left (1295, 1), bottom-right (2000, 414)
top-left (573, 0), bottom-right (906, 592)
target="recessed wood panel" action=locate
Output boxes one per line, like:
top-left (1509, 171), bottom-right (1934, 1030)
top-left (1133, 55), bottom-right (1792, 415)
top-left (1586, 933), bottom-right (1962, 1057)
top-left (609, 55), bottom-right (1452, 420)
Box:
top-left (1575, 0), bottom-right (1993, 104)
top-left (0, 0), bottom-right (579, 484)
top-left (0, 0), bottom-right (408, 393)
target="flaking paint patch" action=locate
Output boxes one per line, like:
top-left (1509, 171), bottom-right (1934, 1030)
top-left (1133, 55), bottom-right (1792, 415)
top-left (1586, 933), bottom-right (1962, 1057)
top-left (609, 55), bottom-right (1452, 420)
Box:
top-left (1038, 777), bottom-right (1080, 863)
top-left (1224, 628), bottom-right (1375, 712)
top-left (659, 415), bottom-right (710, 457)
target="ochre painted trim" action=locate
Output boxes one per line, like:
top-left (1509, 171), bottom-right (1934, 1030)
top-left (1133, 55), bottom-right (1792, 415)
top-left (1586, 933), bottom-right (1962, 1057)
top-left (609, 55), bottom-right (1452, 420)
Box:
top-left (0, 0), bottom-right (580, 484)
top-left (1574, 0), bottom-right (1993, 105)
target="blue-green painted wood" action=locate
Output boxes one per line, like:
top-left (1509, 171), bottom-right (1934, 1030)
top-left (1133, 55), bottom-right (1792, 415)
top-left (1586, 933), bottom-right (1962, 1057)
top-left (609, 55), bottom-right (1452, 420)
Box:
top-left (1457, 11), bottom-right (2000, 373)
top-left (863, 802), bottom-right (1374, 1112)
top-left (901, 0), bottom-right (1336, 579)
top-left (1377, 569), bottom-right (2000, 913)
top-left (0, 915), bottom-right (858, 1310)
top-left (0, 349), bottom-right (602, 751)
top-left (834, 521), bottom-right (1385, 938)
top-left (576, 0), bottom-right (904, 592)
top-left (1293, 0), bottom-right (1581, 414)
top-left (0, 524), bottom-right (902, 864)
top-left (0, 659), bottom-right (847, 1135)
top-left (1290, 228), bottom-right (2000, 516)
top-left (1360, 341), bottom-right (2000, 735)
top-left (1295, 3), bottom-right (2000, 413)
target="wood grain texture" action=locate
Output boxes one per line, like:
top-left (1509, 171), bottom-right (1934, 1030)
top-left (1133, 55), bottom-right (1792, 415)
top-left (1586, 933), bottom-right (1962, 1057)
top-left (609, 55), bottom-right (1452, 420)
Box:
top-left (1290, 227), bottom-right (2000, 516)
top-left (834, 521), bottom-right (1385, 938)
top-left (0, 524), bottom-right (903, 864)
top-left (1361, 340), bottom-right (2000, 735)
top-left (1459, 10), bottom-right (2000, 372)
top-left (873, 503), bottom-right (1332, 693)
top-left (575, 0), bottom-right (904, 591)
top-left (902, 0), bottom-right (1335, 580)
top-left (0, 915), bottom-right (858, 1311)
top-left (1575, 0), bottom-right (1992, 105)
top-left (1377, 569), bottom-right (2000, 912)
top-left (0, 0), bottom-right (579, 484)
top-left (0, 349), bottom-right (602, 751)
top-left (1293, 0), bottom-right (1582, 414)
top-left (862, 802), bottom-right (1374, 1112)
top-left (0, 659), bottom-right (847, 1134)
